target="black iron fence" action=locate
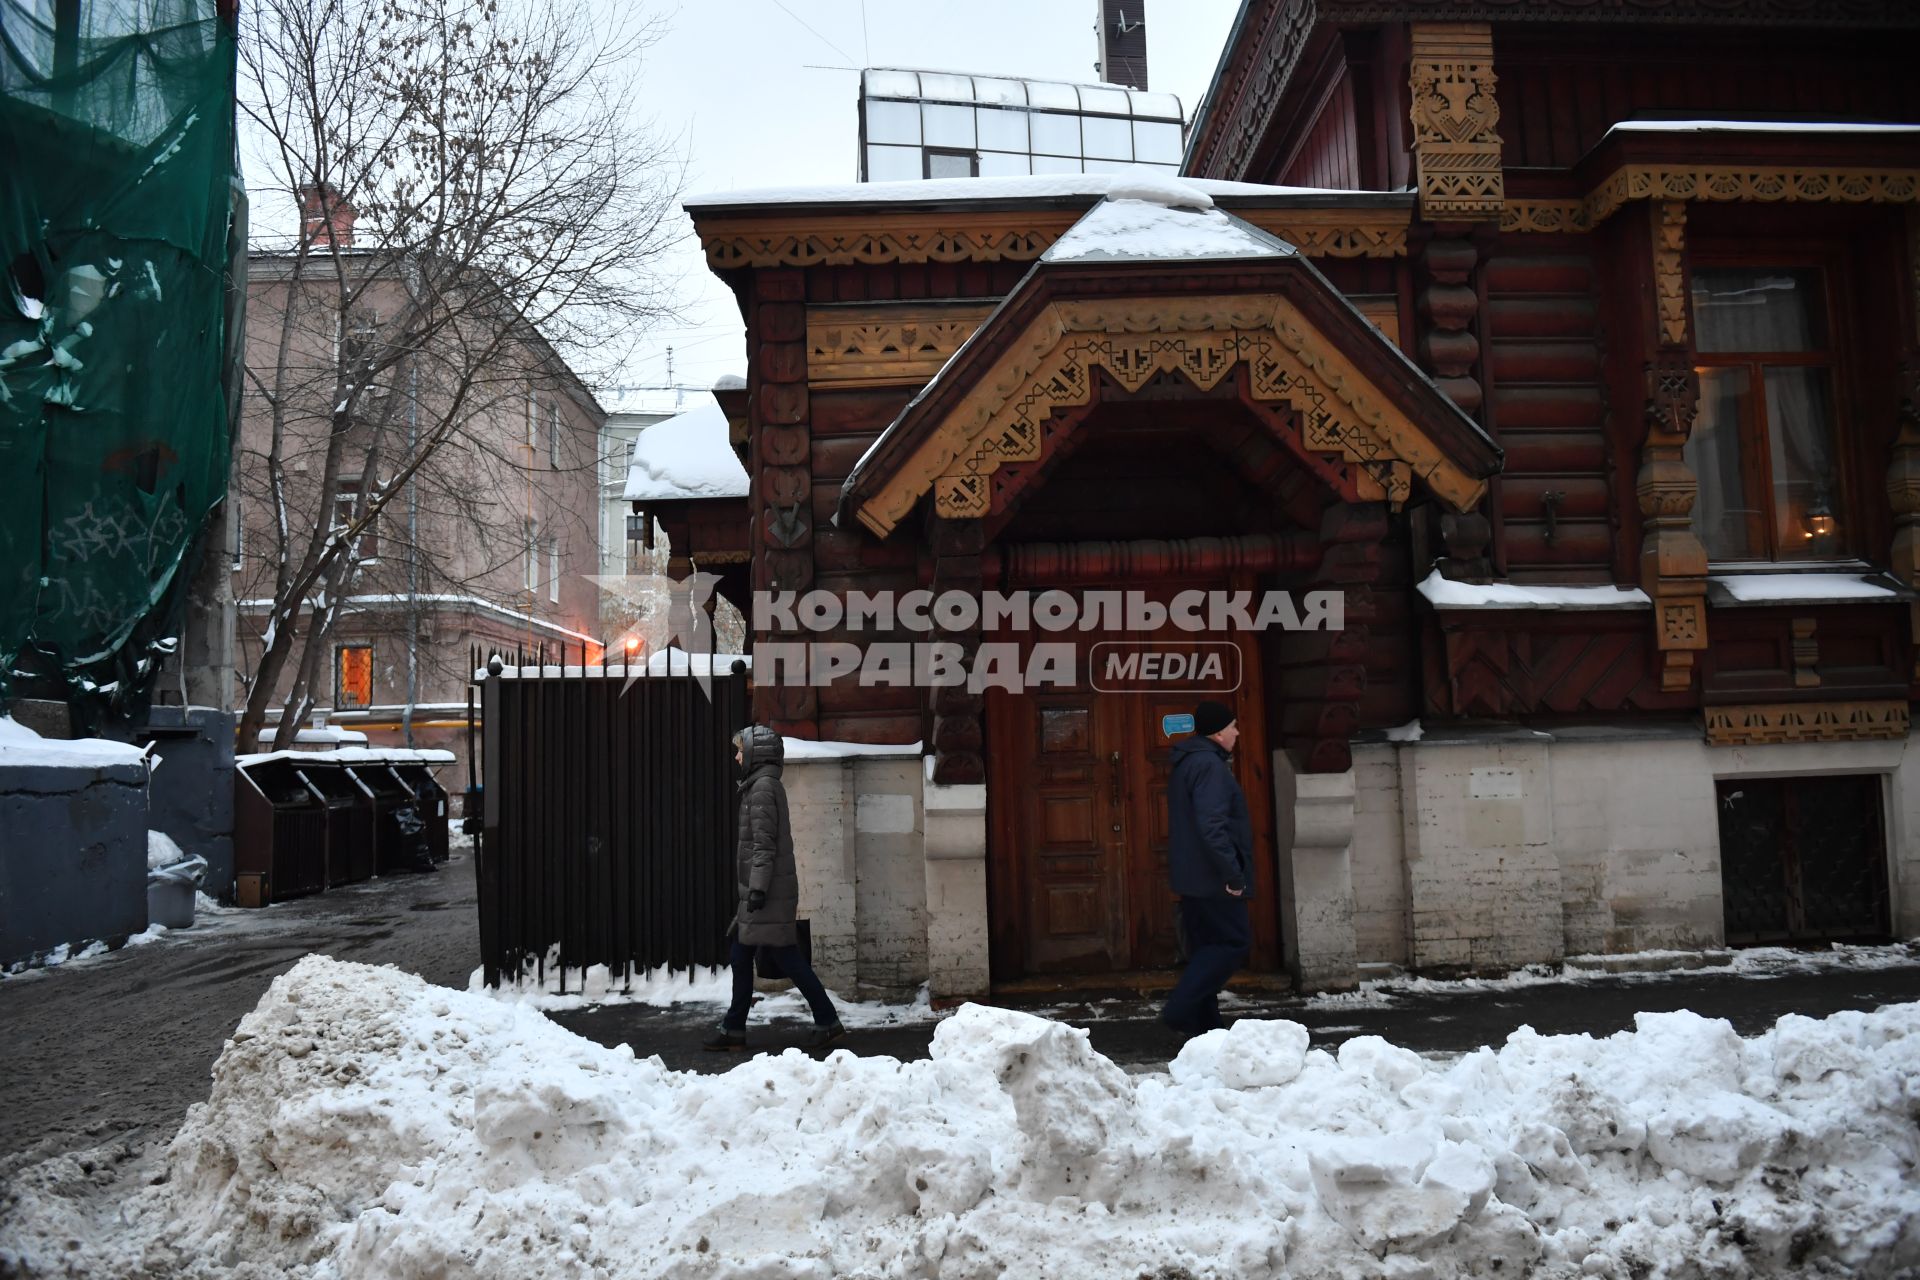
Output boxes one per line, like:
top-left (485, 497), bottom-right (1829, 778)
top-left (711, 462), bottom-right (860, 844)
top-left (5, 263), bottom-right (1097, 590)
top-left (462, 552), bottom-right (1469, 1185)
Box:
top-left (471, 643), bottom-right (751, 988)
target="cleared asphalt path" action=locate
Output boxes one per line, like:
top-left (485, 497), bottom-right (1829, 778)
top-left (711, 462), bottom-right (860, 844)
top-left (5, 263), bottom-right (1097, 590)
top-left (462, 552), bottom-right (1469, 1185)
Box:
top-left (4, 846), bottom-right (1917, 1172)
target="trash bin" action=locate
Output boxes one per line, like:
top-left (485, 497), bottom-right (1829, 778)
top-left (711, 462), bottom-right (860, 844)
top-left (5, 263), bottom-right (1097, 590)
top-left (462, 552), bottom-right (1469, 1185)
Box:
top-left (234, 758), bottom-right (329, 905)
top-left (347, 763), bottom-right (431, 874)
top-left (297, 764), bottom-right (374, 886)
top-left (146, 854), bottom-right (207, 928)
top-left (389, 761), bottom-right (450, 864)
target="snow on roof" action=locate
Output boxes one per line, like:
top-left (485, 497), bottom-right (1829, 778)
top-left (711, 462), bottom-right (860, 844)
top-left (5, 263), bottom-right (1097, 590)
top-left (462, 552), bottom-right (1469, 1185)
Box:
top-left (1418, 570), bottom-right (1652, 610)
top-left (236, 747), bottom-right (455, 768)
top-left (782, 737), bottom-right (923, 761)
top-left (687, 172), bottom-right (1385, 211)
top-left (598, 386), bottom-right (688, 418)
top-left (711, 372), bottom-right (746, 391)
top-left (255, 725), bottom-right (369, 747)
top-left (1608, 119), bottom-right (1920, 135)
top-left (1709, 572), bottom-right (1906, 605)
top-left (622, 398), bottom-right (748, 502)
top-left (1041, 180), bottom-right (1296, 264)
top-left (0, 715), bottom-right (149, 770)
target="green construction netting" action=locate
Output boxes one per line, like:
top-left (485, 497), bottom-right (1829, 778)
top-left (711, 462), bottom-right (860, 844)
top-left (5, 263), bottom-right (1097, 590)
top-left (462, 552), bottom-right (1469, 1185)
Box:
top-left (0, 0), bottom-right (240, 726)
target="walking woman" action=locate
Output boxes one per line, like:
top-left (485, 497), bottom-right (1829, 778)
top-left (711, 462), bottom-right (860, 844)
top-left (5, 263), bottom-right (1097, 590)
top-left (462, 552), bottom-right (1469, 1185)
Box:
top-left (703, 724), bottom-right (846, 1051)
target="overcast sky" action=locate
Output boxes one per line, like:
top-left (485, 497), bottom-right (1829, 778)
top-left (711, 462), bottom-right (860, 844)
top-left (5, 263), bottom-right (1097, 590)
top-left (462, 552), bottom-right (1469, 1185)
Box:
top-left (619, 0), bottom-right (1242, 395)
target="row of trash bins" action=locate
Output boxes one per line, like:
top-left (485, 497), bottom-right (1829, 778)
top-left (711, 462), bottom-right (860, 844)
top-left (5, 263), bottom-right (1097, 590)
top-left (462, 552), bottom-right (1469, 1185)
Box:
top-left (230, 750), bottom-right (452, 907)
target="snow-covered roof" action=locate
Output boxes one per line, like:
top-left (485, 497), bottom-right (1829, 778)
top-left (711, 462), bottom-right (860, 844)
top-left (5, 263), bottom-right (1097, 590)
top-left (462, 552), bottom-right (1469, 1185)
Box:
top-left (623, 398), bottom-right (749, 503)
top-left (255, 726), bottom-right (369, 747)
top-left (1417, 571), bottom-right (1652, 611)
top-left (1040, 180), bottom-right (1295, 264)
top-left (1608, 119), bottom-right (1920, 136)
top-left (237, 747), bottom-right (456, 769)
top-left (686, 172), bottom-right (1395, 211)
top-left (598, 386), bottom-right (689, 418)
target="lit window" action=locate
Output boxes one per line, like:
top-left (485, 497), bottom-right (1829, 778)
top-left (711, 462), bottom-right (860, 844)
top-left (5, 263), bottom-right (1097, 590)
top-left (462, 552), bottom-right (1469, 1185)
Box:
top-left (1685, 267), bottom-right (1845, 561)
top-left (337, 645), bottom-right (374, 709)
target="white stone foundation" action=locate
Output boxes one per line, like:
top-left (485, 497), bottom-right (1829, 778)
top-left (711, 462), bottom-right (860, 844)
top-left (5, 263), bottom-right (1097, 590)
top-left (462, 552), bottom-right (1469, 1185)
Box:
top-left (783, 728), bottom-right (1920, 1002)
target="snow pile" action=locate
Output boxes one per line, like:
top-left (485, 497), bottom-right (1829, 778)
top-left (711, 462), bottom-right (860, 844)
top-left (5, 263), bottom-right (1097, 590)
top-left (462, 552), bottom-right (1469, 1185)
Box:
top-left (1418, 570), bottom-right (1653, 610)
top-left (622, 398), bottom-right (748, 501)
top-left (19, 956), bottom-right (1920, 1279)
top-left (147, 829), bottom-right (187, 870)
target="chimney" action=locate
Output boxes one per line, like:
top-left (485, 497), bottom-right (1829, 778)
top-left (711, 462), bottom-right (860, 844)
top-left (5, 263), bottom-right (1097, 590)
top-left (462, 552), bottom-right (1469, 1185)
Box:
top-left (299, 183), bottom-right (356, 248)
top-left (1095, 0), bottom-right (1148, 89)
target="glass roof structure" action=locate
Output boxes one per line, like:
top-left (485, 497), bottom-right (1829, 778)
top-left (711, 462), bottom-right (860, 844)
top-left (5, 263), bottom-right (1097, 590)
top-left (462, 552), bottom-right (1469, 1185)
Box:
top-left (858, 67), bottom-right (1186, 183)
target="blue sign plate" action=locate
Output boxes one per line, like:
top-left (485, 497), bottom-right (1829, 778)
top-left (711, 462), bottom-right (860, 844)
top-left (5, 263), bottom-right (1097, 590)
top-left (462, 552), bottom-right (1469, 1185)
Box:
top-left (1161, 712), bottom-right (1196, 736)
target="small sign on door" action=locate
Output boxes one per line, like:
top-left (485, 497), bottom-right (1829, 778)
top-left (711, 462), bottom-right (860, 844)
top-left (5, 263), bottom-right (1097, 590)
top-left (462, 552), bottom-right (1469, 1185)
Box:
top-left (1161, 712), bottom-right (1196, 737)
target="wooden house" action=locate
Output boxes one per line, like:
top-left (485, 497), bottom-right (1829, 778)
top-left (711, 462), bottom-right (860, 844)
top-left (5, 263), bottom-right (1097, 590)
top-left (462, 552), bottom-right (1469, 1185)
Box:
top-left (682, 0), bottom-right (1920, 998)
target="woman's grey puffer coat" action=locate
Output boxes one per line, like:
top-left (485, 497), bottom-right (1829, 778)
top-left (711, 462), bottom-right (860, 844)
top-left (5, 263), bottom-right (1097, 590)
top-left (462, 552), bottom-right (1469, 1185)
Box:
top-left (732, 725), bottom-right (799, 947)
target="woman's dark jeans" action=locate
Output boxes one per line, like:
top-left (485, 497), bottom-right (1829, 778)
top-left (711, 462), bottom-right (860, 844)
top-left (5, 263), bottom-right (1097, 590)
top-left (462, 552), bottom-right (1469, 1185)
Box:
top-left (723, 938), bottom-right (840, 1030)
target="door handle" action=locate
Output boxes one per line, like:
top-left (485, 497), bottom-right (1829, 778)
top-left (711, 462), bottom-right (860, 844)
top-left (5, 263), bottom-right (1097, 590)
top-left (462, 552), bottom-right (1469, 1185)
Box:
top-left (1109, 751), bottom-right (1122, 832)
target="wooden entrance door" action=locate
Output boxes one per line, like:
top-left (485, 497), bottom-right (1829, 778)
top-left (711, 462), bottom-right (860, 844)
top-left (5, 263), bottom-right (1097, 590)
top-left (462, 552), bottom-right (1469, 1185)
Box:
top-left (987, 579), bottom-right (1280, 978)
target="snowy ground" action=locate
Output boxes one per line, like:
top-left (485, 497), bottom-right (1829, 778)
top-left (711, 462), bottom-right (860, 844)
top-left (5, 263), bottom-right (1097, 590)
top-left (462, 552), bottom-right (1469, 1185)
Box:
top-left (5, 955), bottom-right (1917, 1279)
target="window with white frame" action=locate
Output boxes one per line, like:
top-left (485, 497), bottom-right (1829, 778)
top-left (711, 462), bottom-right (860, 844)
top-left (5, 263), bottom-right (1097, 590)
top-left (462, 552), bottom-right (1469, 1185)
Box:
top-left (526, 385), bottom-right (538, 449)
top-left (548, 400), bottom-right (562, 468)
top-left (524, 517), bottom-right (539, 591)
top-left (548, 539), bottom-right (561, 603)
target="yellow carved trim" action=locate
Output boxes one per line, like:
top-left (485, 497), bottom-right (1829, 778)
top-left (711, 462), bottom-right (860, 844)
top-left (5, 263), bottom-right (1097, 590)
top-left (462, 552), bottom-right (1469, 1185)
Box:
top-left (700, 208), bottom-right (1410, 268)
top-left (1409, 24), bottom-right (1504, 221)
top-left (1705, 700), bottom-right (1910, 746)
top-left (1241, 208), bottom-right (1409, 258)
top-left (854, 295), bottom-right (1486, 536)
top-left (807, 303), bottom-right (996, 387)
top-left (691, 549), bottom-right (752, 566)
top-left (1654, 201), bottom-right (1688, 347)
top-left (1504, 165), bottom-right (1920, 233)
top-left (1352, 296), bottom-right (1402, 348)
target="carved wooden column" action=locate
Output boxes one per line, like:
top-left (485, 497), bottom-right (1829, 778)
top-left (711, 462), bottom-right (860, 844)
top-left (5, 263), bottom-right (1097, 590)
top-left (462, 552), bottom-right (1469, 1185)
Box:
top-left (1409, 24), bottom-right (1501, 562)
top-left (1408, 24), bottom-right (1504, 224)
top-left (927, 514), bottom-right (985, 784)
top-left (1640, 198), bottom-right (1710, 693)
top-left (1640, 359), bottom-right (1710, 692)
top-left (1278, 503), bottom-right (1387, 774)
top-left (751, 267), bottom-right (817, 734)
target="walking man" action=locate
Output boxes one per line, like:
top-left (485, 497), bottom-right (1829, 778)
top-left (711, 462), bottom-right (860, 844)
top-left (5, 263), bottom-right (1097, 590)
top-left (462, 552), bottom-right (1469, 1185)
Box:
top-left (1160, 699), bottom-right (1253, 1038)
top-left (703, 724), bottom-right (846, 1052)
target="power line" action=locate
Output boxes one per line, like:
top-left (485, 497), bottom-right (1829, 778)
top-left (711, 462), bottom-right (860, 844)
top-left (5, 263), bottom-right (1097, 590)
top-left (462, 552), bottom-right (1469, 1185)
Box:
top-left (770, 0), bottom-right (856, 65)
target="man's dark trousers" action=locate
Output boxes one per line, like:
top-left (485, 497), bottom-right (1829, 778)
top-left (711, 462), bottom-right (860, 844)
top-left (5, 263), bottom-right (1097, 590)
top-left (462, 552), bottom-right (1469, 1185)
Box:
top-left (1162, 894), bottom-right (1251, 1033)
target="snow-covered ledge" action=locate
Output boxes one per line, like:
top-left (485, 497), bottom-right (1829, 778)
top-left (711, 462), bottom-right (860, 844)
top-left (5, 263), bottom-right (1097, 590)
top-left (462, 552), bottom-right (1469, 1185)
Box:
top-left (922, 757), bottom-right (989, 1000)
top-left (1274, 756), bottom-right (1359, 994)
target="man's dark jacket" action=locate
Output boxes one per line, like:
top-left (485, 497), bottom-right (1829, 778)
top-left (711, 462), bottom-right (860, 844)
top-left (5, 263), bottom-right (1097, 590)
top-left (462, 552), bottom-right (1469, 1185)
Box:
top-left (1166, 735), bottom-right (1253, 898)
top-left (732, 724), bottom-right (800, 947)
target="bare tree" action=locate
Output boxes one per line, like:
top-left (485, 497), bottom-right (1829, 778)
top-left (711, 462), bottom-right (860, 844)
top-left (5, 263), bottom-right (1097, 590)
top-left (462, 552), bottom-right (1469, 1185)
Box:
top-left (234, 0), bottom-right (680, 747)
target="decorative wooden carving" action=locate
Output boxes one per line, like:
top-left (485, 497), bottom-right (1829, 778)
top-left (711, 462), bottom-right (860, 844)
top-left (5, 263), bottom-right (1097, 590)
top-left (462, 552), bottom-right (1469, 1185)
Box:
top-left (1408, 24), bottom-right (1504, 221)
top-left (1503, 165), bottom-right (1920, 234)
top-left (1791, 617), bottom-right (1820, 688)
top-left (1638, 359), bottom-right (1710, 693)
top-left (1653, 200), bottom-right (1688, 347)
top-left (1437, 510), bottom-right (1492, 582)
top-left (851, 295), bottom-right (1489, 536)
top-left (807, 304), bottom-right (995, 387)
top-left (1280, 503), bottom-right (1388, 774)
top-left (1704, 700), bottom-right (1910, 747)
top-left (700, 207), bottom-right (1409, 269)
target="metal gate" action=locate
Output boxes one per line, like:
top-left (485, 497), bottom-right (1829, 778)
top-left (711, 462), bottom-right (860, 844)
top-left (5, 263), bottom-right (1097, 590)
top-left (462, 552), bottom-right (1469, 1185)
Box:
top-left (1715, 773), bottom-right (1891, 946)
top-left (472, 644), bottom-right (751, 988)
